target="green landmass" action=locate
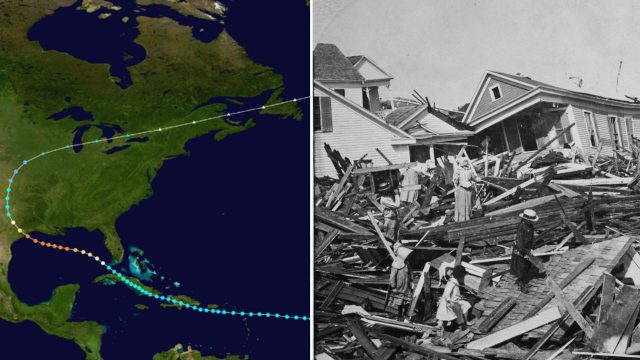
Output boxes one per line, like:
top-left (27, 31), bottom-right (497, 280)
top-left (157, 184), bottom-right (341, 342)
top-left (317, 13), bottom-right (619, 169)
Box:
top-left (0, 0), bottom-right (298, 358)
top-left (154, 344), bottom-right (248, 360)
top-left (134, 303), bottom-right (149, 310)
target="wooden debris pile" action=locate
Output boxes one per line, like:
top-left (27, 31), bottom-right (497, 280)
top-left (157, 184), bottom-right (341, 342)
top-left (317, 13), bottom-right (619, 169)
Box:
top-left (314, 142), bottom-right (640, 360)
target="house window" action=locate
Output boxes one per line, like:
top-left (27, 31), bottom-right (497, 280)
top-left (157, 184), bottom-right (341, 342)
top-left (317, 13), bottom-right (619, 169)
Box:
top-left (608, 115), bottom-right (623, 150)
top-left (313, 96), bottom-right (333, 132)
top-left (584, 111), bottom-right (599, 147)
top-left (333, 89), bottom-right (345, 96)
top-left (554, 116), bottom-right (573, 146)
top-left (625, 117), bottom-right (635, 148)
top-left (489, 84), bottom-right (502, 101)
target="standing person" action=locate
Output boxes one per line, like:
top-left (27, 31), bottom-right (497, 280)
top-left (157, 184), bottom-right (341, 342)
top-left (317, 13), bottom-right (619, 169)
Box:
top-left (510, 209), bottom-right (538, 292)
top-left (389, 241), bottom-right (412, 321)
top-left (436, 265), bottom-right (471, 330)
top-left (380, 197), bottom-right (400, 241)
top-left (453, 158), bottom-right (479, 222)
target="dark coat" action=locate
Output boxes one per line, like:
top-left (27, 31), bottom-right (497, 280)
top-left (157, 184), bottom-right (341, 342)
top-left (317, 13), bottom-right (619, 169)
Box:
top-left (510, 220), bottom-right (535, 280)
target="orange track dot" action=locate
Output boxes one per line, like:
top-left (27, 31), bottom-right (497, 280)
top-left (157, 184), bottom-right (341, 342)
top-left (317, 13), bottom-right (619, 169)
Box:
top-left (25, 234), bottom-right (30, 239)
top-left (73, 248), bottom-right (78, 252)
top-left (64, 247), bottom-right (70, 251)
top-left (39, 242), bottom-right (45, 246)
top-left (32, 239), bottom-right (37, 244)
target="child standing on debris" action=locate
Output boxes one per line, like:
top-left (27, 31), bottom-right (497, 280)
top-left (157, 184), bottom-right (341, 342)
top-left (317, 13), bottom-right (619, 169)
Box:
top-left (453, 158), bottom-right (479, 222)
top-left (510, 209), bottom-right (538, 292)
top-left (436, 265), bottom-right (471, 330)
top-left (389, 241), bottom-right (412, 321)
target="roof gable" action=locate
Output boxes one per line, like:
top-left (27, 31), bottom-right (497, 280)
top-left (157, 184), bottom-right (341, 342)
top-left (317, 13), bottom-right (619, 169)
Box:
top-left (314, 44), bottom-right (364, 82)
top-left (470, 76), bottom-right (531, 122)
top-left (463, 71), bottom-right (535, 124)
top-left (348, 55), bottom-right (393, 81)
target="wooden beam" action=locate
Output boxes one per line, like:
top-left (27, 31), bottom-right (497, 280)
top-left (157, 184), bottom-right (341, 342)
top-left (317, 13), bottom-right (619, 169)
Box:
top-left (315, 229), bottom-right (340, 258)
top-left (551, 177), bottom-right (633, 186)
top-left (522, 257), bottom-right (595, 320)
top-left (376, 148), bottom-right (392, 165)
top-left (486, 194), bottom-right (556, 216)
top-left (373, 332), bottom-right (460, 360)
top-left (484, 175), bottom-right (540, 205)
top-left (465, 306), bottom-right (562, 350)
top-left (367, 211), bottom-right (396, 259)
top-left (476, 297), bottom-right (516, 334)
top-left (598, 273), bottom-right (616, 326)
top-left (344, 316), bottom-right (383, 360)
top-left (352, 162), bottom-right (418, 175)
top-left (407, 262), bottom-right (430, 319)
top-left (455, 237), bottom-right (465, 266)
top-left (513, 123), bottom-right (575, 172)
top-left (546, 277), bottom-right (594, 338)
top-left (615, 301), bottom-right (640, 354)
top-left (589, 286), bottom-right (640, 353)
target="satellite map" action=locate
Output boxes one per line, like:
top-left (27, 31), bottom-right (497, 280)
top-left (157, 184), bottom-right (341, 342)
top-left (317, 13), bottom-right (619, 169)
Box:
top-left (0, 0), bottom-right (310, 359)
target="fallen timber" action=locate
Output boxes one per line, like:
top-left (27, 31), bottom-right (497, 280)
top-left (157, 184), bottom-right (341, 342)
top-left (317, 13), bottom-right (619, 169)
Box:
top-left (315, 144), bottom-right (640, 360)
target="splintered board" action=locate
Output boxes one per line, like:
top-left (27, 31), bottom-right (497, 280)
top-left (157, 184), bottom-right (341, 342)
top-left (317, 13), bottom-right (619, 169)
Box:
top-left (589, 286), bottom-right (640, 353)
top-left (466, 306), bottom-right (562, 350)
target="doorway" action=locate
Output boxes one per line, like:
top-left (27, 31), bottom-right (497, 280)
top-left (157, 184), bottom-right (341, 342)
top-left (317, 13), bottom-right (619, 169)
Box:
top-left (517, 116), bottom-right (538, 151)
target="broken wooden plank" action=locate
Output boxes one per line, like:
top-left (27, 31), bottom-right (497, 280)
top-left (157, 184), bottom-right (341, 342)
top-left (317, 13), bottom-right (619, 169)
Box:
top-left (352, 162), bottom-right (418, 175)
top-left (465, 306), bottom-right (562, 350)
top-left (455, 237), bottom-right (465, 266)
top-left (486, 194), bottom-right (557, 216)
top-left (315, 229), bottom-right (340, 258)
top-left (523, 285), bottom-right (595, 360)
top-left (476, 297), bottom-right (516, 334)
top-left (407, 262), bottom-right (430, 319)
top-left (315, 207), bottom-right (371, 234)
top-left (589, 286), bottom-right (640, 353)
top-left (546, 276), bottom-right (594, 338)
top-left (598, 273), bottom-right (616, 326)
top-left (344, 316), bottom-right (383, 360)
top-left (373, 332), bottom-right (459, 360)
top-left (523, 256), bottom-right (595, 320)
top-left (513, 123), bottom-right (575, 173)
top-left (484, 175), bottom-right (540, 205)
top-left (614, 300), bottom-right (640, 354)
top-left (551, 177), bottom-right (633, 186)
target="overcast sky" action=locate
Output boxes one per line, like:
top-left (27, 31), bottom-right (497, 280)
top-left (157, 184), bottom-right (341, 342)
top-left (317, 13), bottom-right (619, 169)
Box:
top-left (314, 0), bottom-right (640, 109)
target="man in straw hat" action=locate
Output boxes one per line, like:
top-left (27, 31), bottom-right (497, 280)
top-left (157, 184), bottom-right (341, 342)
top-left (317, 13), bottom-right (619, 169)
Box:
top-left (510, 209), bottom-right (539, 292)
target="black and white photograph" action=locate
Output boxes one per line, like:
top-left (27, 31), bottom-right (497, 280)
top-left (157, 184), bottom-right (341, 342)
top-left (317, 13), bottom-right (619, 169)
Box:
top-left (313, 1), bottom-right (640, 359)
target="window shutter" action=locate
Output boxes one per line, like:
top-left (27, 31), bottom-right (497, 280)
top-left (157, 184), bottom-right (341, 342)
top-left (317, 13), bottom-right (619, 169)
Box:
top-left (320, 97), bottom-right (332, 132)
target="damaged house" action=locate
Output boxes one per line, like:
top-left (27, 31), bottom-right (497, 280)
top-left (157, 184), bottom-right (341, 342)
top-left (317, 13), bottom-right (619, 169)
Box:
top-left (463, 71), bottom-right (640, 158)
top-left (313, 43), bottom-right (474, 177)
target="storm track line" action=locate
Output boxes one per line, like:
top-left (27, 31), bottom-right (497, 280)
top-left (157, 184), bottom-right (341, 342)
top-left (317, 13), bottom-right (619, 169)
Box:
top-left (3, 97), bottom-right (310, 321)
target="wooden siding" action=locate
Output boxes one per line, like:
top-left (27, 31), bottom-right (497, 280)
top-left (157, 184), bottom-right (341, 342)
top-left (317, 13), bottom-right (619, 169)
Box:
top-left (471, 77), bottom-right (530, 123)
top-left (571, 105), bottom-right (640, 157)
top-left (313, 89), bottom-right (410, 178)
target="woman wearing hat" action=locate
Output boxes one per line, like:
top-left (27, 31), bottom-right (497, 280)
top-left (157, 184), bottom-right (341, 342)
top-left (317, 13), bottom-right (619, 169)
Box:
top-left (436, 265), bottom-right (471, 330)
top-left (453, 158), bottom-right (479, 222)
top-left (510, 209), bottom-right (539, 292)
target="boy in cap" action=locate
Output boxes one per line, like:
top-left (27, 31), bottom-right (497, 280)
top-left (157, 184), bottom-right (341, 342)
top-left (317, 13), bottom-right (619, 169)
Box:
top-left (510, 209), bottom-right (539, 292)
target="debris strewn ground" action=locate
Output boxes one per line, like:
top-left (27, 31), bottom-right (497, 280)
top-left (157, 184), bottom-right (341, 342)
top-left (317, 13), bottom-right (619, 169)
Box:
top-left (314, 141), bottom-right (640, 360)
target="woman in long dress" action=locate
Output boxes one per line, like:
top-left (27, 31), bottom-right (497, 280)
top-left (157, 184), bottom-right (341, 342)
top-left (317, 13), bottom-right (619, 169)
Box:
top-left (436, 265), bottom-right (472, 330)
top-left (453, 158), bottom-right (479, 222)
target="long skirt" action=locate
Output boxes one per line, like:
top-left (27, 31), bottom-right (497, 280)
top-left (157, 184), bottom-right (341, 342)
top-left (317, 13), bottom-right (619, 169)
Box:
top-left (510, 253), bottom-right (531, 282)
top-left (454, 186), bottom-right (474, 222)
top-left (400, 169), bottom-right (419, 202)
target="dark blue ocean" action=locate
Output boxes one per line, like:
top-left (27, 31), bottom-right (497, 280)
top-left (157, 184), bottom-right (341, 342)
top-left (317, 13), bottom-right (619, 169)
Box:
top-left (7, 0), bottom-right (310, 358)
